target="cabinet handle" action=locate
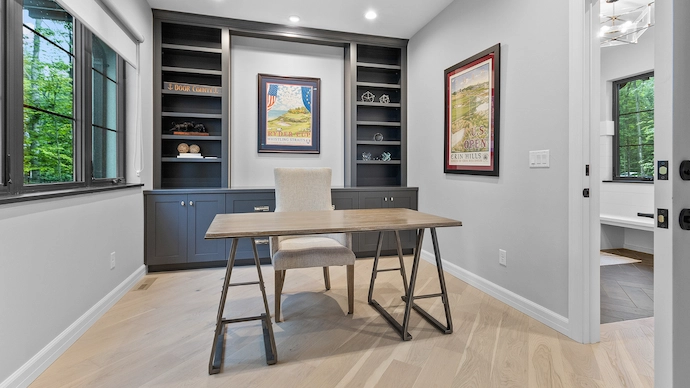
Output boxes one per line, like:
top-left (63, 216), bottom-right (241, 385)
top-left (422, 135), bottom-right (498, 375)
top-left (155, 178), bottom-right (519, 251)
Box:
top-left (390, 197), bottom-right (394, 202)
top-left (255, 239), bottom-right (269, 245)
top-left (189, 201), bottom-right (194, 206)
top-left (384, 197), bottom-right (388, 202)
top-left (181, 201), bottom-right (185, 206)
top-left (254, 205), bottom-right (270, 212)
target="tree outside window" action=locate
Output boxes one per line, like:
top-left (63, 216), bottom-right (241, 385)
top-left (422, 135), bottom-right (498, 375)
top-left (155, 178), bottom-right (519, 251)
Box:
top-left (613, 72), bottom-right (654, 181)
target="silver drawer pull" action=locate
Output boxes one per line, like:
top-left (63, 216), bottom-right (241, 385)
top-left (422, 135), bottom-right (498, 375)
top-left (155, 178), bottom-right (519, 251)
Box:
top-left (254, 205), bottom-right (270, 212)
top-left (390, 197), bottom-right (393, 202)
top-left (181, 201), bottom-right (185, 206)
top-left (255, 239), bottom-right (269, 245)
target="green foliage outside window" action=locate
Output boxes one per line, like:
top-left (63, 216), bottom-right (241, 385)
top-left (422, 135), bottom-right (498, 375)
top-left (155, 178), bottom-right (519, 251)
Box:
top-left (615, 74), bottom-right (654, 180)
top-left (22, 2), bottom-right (75, 184)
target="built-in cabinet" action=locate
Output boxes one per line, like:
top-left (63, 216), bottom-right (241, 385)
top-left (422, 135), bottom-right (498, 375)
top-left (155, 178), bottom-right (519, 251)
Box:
top-left (154, 17), bottom-right (229, 189)
top-left (147, 12), bottom-right (415, 271)
top-left (145, 193), bottom-right (226, 266)
top-left (144, 188), bottom-right (418, 270)
top-left (351, 44), bottom-right (406, 187)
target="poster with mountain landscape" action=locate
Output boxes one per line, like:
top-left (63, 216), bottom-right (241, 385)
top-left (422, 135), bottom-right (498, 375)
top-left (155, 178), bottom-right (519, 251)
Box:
top-left (444, 44), bottom-right (500, 176)
top-left (258, 74), bottom-right (320, 153)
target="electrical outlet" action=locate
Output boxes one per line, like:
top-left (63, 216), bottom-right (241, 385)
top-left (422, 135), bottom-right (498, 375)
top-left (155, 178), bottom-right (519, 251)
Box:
top-left (110, 252), bottom-right (116, 270)
top-left (499, 249), bottom-right (507, 266)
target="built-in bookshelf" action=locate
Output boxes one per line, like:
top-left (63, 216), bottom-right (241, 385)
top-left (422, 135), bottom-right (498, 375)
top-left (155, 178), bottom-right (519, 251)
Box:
top-left (154, 19), bottom-right (229, 188)
top-left (352, 44), bottom-right (406, 187)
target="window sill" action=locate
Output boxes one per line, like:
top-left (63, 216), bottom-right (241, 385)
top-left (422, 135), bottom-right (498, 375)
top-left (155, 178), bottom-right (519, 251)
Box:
top-left (0, 183), bottom-right (144, 206)
top-left (602, 180), bottom-right (654, 184)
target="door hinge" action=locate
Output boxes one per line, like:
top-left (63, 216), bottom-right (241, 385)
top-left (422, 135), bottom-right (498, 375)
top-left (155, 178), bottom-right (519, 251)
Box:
top-left (585, 164), bottom-right (590, 176)
top-left (583, 188), bottom-right (590, 198)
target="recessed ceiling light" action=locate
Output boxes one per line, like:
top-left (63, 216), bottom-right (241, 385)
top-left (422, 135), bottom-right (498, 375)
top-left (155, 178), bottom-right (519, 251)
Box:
top-left (289, 15), bottom-right (300, 23)
top-left (365, 10), bottom-right (377, 20)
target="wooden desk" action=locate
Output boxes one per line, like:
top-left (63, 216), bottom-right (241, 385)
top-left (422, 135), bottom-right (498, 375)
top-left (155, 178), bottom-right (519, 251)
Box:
top-left (205, 208), bottom-right (462, 374)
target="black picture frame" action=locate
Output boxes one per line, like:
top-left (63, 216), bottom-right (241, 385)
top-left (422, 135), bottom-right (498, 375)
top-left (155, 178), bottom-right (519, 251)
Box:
top-left (257, 74), bottom-right (320, 153)
top-left (444, 44), bottom-right (500, 176)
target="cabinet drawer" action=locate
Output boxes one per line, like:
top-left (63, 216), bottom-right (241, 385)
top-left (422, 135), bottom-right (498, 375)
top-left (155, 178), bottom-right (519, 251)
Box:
top-left (226, 192), bottom-right (275, 260)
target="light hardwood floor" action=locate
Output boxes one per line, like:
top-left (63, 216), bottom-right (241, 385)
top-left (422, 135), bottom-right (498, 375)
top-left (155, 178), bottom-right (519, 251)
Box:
top-left (30, 257), bottom-right (654, 388)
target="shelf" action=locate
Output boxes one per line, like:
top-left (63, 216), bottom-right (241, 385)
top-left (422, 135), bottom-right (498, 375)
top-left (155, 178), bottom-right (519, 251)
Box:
top-left (356, 102), bottom-right (401, 108)
top-left (162, 43), bottom-right (222, 54)
top-left (162, 89), bottom-right (222, 97)
top-left (162, 135), bottom-right (222, 141)
top-left (356, 160), bottom-right (402, 165)
top-left (162, 66), bottom-right (222, 76)
top-left (356, 62), bottom-right (401, 70)
top-left (356, 121), bottom-right (401, 127)
top-left (356, 140), bottom-right (401, 146)
top-left (162, 112), bottom-right (222, 119)
top-left (162, 157), bottom-right (221, 163)
top-left (356, 82), bottom-right (401, 89)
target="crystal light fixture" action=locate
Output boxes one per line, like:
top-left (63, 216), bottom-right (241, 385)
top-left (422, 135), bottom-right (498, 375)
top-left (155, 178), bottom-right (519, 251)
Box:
top-left (599, 0), bottom-right (655, 47)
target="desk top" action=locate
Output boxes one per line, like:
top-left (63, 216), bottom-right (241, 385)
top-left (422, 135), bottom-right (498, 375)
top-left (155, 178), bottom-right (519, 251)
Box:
top-left (205, 208), bottom-right (462, 239)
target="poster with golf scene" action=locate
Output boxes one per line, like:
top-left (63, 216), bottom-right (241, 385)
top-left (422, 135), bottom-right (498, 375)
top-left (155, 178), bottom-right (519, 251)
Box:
top-left (444, 44), bottom-right (500, 175)
top-left (258, 74), bottom-right (320, 153)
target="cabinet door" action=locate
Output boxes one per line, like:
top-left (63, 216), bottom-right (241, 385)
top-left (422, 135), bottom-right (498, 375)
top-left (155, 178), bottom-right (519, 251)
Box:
top-left (145, 194), bottom-right (188, 265)
top-left (226, 192), bottom-right (275, 262)
top-left (187, 194), bottom-right (226, 263)
top-left (357, 191), bottom-right (390, 253)
top-left (387, 190), bottom-right (418, 251)
top-left (331, 190), bottom-right (357, 210)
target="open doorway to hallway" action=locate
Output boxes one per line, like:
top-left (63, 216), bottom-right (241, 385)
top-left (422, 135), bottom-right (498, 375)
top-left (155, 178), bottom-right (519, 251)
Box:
top-left (597, 0), bottom-right (655, 324)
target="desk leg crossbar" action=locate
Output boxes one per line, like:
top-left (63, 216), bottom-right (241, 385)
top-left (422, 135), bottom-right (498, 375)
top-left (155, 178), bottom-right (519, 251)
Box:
top-left (368, 228), bottom-right (453, 341)
top-left (208, 238), bottom-right (277, 375)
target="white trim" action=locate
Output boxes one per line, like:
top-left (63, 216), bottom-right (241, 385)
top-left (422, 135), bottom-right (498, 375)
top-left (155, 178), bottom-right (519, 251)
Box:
top-left (600, 214), bottom-right (655, 232)
top-left (0, 266), bottom-right (146, 388)
top-left (420, 251), bottom-right (570, 336)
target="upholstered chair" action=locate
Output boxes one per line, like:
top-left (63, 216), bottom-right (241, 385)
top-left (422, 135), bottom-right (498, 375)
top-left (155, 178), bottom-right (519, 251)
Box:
top-left (271, 167), bottom-right (356, 322)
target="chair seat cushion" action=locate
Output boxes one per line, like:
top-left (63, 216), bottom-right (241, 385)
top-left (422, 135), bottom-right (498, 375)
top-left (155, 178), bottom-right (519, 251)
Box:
top-left (272, 236), bottom-right (356, 271)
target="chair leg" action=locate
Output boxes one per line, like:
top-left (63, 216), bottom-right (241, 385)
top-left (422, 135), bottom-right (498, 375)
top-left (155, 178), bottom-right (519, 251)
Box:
top-left (347, 264), bottom-right (355, 314)
top-left (275, 270), bottom-right (285, 322)
top-left (323, 267), bottom-right (331, 290)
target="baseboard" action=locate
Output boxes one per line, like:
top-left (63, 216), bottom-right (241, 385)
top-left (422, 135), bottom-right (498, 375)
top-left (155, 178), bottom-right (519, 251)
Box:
top-left (623, 242), bottom-right (654, 255)
top-left (1, 265), bottom-right (146, 388)
top-left (420, 250), bottom-right (570, 336)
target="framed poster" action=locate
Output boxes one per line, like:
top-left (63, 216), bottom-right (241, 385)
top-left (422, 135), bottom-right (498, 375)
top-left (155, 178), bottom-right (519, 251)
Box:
top-left (444, 44), bottom-right (500, 176)
top-left (258, 74), bottom-right (320, 153)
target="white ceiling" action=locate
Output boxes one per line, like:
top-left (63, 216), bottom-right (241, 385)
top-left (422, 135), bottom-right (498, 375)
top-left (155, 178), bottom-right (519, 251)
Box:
top-left (145, 0), bottom-right (455, 39)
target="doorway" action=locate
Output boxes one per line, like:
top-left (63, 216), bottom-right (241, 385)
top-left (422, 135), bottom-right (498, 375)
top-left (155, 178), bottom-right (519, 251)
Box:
top-left (597, 0), bottom-right (656, 324)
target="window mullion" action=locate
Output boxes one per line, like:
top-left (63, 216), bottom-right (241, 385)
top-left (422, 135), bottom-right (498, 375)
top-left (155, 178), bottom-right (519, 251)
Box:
top-left (7, 0), bottom-right (24, 194)
top-left (75, 21), bottom-right (92, 185)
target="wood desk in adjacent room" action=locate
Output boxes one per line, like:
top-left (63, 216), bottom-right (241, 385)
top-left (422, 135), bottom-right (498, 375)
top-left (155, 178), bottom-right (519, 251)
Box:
top-left (204, 208), bottom-right (462, 374)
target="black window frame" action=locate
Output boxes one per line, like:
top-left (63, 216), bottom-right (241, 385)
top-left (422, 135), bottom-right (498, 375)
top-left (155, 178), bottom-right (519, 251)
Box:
top-left (612, 71), bottom-right (655, 183)
top-left (2, 0), bottom-right (125, 197)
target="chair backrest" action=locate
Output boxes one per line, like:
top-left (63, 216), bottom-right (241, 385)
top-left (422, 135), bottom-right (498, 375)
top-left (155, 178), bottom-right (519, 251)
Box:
top-left (274, 168), bottom-right (333, 212)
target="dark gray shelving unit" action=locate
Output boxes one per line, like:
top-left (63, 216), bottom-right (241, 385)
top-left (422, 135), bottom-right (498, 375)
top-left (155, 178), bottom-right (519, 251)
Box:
top-left (154, 18), bottom-right (229, 189)
top-left (351, 44), bottom-right (406, 187)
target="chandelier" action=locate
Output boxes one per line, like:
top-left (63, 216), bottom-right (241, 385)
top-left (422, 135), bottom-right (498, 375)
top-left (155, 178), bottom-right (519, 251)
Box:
top-left (599, 0), bottom-right (655, 47)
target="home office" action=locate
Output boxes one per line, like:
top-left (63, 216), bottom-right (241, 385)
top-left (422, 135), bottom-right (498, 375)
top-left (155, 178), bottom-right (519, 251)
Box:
top-left (1, 0), bottom-right (689, 387)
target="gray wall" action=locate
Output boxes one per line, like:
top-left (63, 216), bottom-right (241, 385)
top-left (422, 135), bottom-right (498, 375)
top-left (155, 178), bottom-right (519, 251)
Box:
top-left (0, 189), bottom-right (145, 384)
top-left (407, 0), bottom-right (570, 316)
top-left (231, 36), bottom-right (345, 187)
top-left (0, 0), bottom-right (152, 385)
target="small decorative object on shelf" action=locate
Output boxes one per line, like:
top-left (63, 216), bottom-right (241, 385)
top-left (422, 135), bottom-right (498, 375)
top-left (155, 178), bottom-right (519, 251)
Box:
top-left (373, 133), bottom-right (384, 141)
top-left (170, 121), bottom-right (209, 136)
top-left (381, 151), bottom-right (391, 161)
top-left (189, 144), bottom-right (201, 154)
top-left (361, 90), bottom-right (375, 102)
top-left (177, 143), bottom-right (189, 153)
top-left (362, 152), bottom-right (372, 161)
top-left (379, 94), bottom-right (390, 104)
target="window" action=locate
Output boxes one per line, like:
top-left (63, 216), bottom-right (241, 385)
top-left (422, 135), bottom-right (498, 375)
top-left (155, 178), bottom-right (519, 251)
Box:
top-left (613, 72), bottom-right (654, 181)
top-left (22, 1), bottom-right (75, 184)
top-left (3, 0), bottom-right (125, 195)
top-left (91, 35), bottom-right (123, 180)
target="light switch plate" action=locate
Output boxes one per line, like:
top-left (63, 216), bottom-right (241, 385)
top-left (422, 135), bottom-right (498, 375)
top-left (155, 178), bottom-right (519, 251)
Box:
top-left (529, 150), bottom-right (550, 168)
